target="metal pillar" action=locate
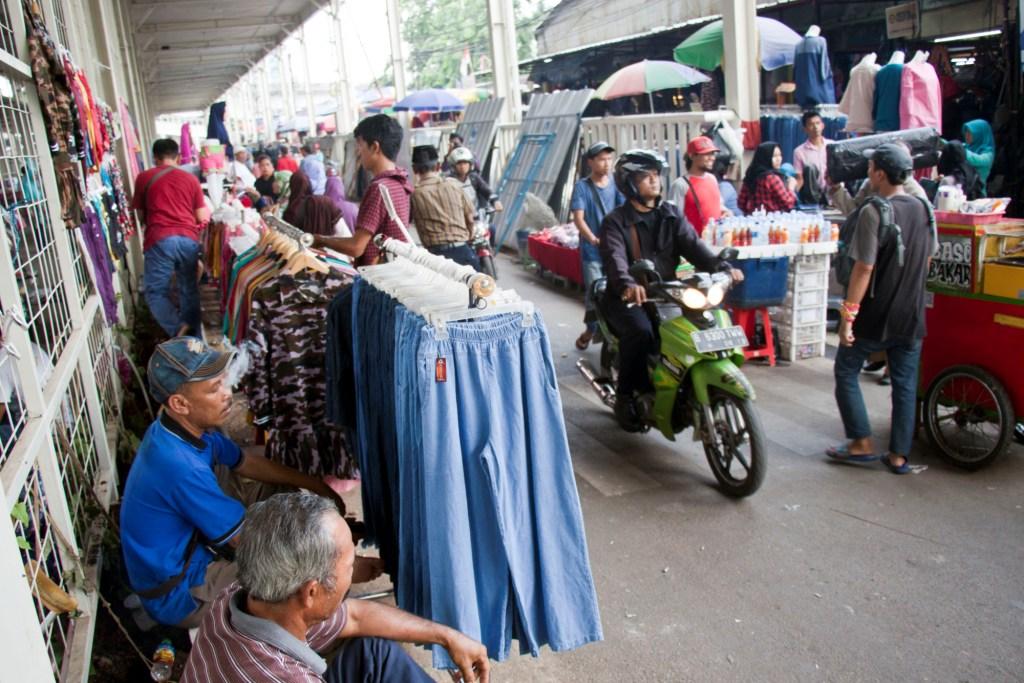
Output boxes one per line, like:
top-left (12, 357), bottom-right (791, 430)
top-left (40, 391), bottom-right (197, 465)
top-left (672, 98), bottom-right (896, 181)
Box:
top-left (722, 0), bottom-right (760, 124)
top-left (281, 48), bottom-right (297, 122)
top-left (259, 61), bottom-right (274, 139)
top-left (385, 0), bottom-right (407, 102)
top-left (331, 0), bottom-right (356, 134)
top-left (300, 24), bottom-right (317, 138)
top-left (487, 0), bottom-right (522, 123)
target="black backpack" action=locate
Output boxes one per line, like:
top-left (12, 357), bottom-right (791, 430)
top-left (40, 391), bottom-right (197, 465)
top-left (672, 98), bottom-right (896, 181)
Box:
top-left (835, 196), bottom-right (902, 288)
top-left (835, 194), bottom-right (935, 289)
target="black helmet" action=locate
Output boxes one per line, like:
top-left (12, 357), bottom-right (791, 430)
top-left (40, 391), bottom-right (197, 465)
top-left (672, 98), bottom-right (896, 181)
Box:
top-left (614, 149), bottom-right (667, 202)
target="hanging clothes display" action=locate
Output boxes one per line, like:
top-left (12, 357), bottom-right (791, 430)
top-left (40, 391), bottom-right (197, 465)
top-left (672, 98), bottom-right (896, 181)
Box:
top-left (794, 35), bottom-right (836, 108)
top-left (760, 107), bottom-right (848, 164)
top-left (873, 60), bottom-right (904, 133)
top-left (899, 60), bottom-right (942, 132)
top-left (207, 101), bottom-right (233, 160)
top-left (78, 207), bottom-right (119, 324)
top-left (838, 54), bottom-right (880, 134)
top-left (180, 122), bottom-right (197, 166)
top-left (346, 242), bottom-right (603, 670)
top-left (119, 98), bottom-right (143, 179)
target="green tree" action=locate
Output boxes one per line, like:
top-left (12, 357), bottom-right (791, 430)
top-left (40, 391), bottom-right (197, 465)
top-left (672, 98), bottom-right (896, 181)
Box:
top-left (401, 0), bottom-right (551, 90)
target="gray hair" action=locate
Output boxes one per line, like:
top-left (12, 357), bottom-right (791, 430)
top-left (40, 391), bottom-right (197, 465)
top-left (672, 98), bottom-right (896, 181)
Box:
top-left (236, 492), bottom-right (341, 603)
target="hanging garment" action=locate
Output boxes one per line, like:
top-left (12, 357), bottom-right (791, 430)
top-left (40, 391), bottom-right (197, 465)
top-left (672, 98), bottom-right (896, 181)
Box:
top-left (873, 63), bottom-right (904, 133)
top-left (899, 62), bottom-right (941, 132)
top-left (794, 36), bottom-right (836, 108)
top-left (350, 278), bottom-right (602, 669)
top-left (838, 60), bottom-right (880, 134)
top-left (180, 122), bottom-right (196, 165)
top-left (245, 269), bottom-right (357, 478)
top-left (207, 101), bottom-right (233, 160)
top-left (78, 207), bottom-right (119, 324)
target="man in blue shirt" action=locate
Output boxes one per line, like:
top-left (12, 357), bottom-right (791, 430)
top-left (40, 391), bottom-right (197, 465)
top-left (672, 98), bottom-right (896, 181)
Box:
top-left (120, 337), bottom-right (352, 628)
top-left (571, 142), bottom-right (625, 350)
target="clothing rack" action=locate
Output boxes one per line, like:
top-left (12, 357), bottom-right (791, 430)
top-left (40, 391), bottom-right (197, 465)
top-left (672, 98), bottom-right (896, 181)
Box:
top-left (264, 214), bottom-right (314, 248)
top-left (374, 235), bottom-right (496, 299)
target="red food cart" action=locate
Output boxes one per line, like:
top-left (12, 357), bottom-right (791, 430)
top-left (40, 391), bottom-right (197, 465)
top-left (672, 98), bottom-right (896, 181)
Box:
top-left (919, 216), bottom-right (1024, 469)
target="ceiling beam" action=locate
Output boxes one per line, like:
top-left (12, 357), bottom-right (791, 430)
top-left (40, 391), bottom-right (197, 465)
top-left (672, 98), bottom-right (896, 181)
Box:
top-left (136, 15), bottom-right (300, 33)
top-left (139, 38), bottom-right (269, 52)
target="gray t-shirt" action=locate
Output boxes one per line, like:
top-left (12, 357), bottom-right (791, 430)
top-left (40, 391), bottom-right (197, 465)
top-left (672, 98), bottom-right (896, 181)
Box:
top-left (850, 194), bottom-right (939, 266)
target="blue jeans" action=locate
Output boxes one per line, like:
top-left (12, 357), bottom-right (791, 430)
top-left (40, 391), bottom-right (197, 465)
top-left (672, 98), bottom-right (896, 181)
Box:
top-left (834, 337), bottom-right (922, 456)
top-left (426, 243), bottom-right (480, 271)
top-left (326, 637), bottom-right (432, 683)
top-left (144, 236), bottom-right (202, 336)
top-left (581, 259), bottom-right (603, 332)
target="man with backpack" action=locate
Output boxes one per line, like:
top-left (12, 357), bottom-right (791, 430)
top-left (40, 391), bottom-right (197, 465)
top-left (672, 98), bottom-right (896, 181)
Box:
top-left (132, 139), bottom-right (211, 337)
top-left (828, 144), bottom-right (938, 474)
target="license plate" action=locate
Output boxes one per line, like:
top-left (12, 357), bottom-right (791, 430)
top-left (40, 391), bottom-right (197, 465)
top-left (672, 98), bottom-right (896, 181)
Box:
top-left (692, 325), bottom-right (749, 353)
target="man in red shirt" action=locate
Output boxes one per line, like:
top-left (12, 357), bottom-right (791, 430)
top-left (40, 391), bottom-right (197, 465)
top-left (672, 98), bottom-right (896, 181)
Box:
top-left (276, 144), bottom-right (300, 173)
top-left (667, 136), bottom-right (729, 237)
top-left (132, 139), bottom-right (211, 337)
top-left (312, 115), bottom-right (412, 265)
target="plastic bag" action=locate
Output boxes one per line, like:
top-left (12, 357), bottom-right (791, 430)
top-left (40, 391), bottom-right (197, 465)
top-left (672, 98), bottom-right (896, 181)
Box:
top-left (826, 127), bottom-right (941, 183)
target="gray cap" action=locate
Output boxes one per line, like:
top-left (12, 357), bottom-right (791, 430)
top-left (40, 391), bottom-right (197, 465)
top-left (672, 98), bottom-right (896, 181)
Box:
top-left (147, 336), bottom-right (233, 404)
top-left (585, 141), bottom-right (615, 159)
top-left (865, 143), bottom-right (913, 177)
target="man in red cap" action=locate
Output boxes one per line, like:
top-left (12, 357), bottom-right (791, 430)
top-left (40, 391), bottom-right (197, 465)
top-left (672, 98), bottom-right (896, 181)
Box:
top-left (668, 136), bottom-right (730, 237)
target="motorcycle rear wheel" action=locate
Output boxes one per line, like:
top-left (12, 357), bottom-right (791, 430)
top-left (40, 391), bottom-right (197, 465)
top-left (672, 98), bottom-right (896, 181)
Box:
top-left (478, 254), bottom-right (497, 280)
top-left (701, 389), bottom-right (766, 497)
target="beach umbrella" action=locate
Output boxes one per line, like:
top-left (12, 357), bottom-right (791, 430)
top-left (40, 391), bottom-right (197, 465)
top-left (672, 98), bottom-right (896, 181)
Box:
top-left (364, 96), bottom-right (394, 113)
top-left (393, 88), bottom-right (465, 112)
top-left (673, 17), bottom-right (803, 71)
top-left (594, 59), bottom-right (711, 111)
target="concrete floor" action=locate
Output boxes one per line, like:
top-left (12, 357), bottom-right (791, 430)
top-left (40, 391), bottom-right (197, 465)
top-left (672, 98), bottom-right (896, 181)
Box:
top-left (394, 253), bottom-right (1024, 682)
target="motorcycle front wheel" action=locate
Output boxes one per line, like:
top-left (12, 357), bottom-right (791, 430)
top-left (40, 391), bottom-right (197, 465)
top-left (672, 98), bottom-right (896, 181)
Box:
top-left (478, 253), bottom-right (497, 279)
top-left (701, 389), bottom-right (767, 497)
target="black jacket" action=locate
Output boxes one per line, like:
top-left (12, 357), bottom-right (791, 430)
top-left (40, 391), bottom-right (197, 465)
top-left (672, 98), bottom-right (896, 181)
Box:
top-left (447, 170), bottom-right (496, 209)
top-left (599, 200), bottom-right (725, 296)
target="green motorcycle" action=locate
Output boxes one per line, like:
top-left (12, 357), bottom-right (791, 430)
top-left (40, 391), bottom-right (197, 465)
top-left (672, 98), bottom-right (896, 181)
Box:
top-left (576, 256), bottom-right (766, 497)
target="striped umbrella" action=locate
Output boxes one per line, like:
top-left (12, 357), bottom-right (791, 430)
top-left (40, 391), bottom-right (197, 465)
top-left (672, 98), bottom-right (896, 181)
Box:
top-left (594, 60), bottom-right (710, 112)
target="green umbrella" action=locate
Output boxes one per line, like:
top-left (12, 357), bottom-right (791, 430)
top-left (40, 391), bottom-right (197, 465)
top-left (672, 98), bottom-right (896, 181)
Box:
top-left (673, 17), bottom-right (803, 71)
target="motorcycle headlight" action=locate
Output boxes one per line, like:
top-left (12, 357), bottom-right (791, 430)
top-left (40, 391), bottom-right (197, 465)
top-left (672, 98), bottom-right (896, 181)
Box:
top-left (681, 287), bottom-right (708, 309)
top-left (706, 284), bottom-right (725, 306)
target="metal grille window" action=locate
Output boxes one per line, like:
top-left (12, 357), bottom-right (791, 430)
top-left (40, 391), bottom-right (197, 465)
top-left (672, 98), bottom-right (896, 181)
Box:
top-left (87, 308), bottom-right (117, 421)
top-left (68, 228), bottom-right (92, 310)
top-left (13, 465), bottom-right (78, 680)
top-left (0, 74), bottom-right (74, 367)
top-left (0, 331), bottom-right (28, 465)
top-left (51, 367), bottom-right (99, 543)
top-left (0, 0), bottom-right (15, 58)
top-left (47, 0), bottom-right (69, 51)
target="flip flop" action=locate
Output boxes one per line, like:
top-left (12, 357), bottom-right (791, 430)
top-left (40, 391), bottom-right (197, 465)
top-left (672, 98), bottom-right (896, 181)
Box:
top-left (575, 333), bottom-right (592, 350)
top-left (880, 455), bottom-right (912, 474)
top-left (826, 445), bottom-right (881, 463)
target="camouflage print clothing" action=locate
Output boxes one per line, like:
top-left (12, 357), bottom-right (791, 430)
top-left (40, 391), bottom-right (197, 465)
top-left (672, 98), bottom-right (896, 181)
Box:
top-left (244, 269), bottom-right (357, 478)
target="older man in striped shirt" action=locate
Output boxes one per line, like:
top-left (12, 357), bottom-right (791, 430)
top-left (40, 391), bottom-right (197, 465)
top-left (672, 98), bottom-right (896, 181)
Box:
top-left (182, 492), bottom-right (489, 683)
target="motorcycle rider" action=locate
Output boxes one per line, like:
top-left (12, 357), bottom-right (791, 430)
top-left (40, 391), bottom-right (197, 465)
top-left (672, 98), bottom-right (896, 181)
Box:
top-left (447, 147), bottom-right (504, 214)
top-left (599, 150), bottom-right (742, 431)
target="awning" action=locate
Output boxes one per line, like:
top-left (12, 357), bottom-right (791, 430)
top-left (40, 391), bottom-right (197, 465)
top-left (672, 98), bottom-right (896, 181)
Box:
top-left (131, 0), bottom-right (323, 116)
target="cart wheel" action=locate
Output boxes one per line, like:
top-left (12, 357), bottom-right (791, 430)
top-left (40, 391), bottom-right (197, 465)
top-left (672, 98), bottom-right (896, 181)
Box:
top-left (923, 365), bottom-right (1016, 470)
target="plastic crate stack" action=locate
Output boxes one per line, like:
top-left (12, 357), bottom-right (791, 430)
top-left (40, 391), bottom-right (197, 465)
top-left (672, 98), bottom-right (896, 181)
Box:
top-left (772, 254), bottom-right (830, 360)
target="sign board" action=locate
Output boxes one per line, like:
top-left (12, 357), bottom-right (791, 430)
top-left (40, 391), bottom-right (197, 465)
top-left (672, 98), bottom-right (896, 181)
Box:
top-left (886, 2), bottom-right (919, 39)
top-left (928, 234), bottom-right (974, 291)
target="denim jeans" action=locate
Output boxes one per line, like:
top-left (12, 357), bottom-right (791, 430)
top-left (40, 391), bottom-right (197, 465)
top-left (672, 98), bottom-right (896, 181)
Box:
top-left (834, 336), bottom-right (922, 456)
top-left (144, 236), bottom-right (202, 336)
top-left (426, 243), bottom-right (480, 271)
top-left (353, 279), bottom-right (603, 669)
top-left (581, 259), bottom-right (603, 332)
top-left (326, 637), bottom-right (432, 683)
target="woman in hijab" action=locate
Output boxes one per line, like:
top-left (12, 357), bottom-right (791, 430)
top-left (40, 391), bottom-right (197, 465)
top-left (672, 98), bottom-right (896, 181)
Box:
top-left (282, 170), bottom-right (343, 235)
top-left (324, 162), bottom-right (359, 233)
top-left (936, 141), bottom-right (983, 200)
top-left (738, 142), bottom-right (796, 214)
top-left (962, 119), bottom-right (994, 195)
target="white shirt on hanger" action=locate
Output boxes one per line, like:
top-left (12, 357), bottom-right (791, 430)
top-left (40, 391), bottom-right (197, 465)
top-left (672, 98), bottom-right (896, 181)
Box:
top-left (838, 55), bottom-right (880, 134)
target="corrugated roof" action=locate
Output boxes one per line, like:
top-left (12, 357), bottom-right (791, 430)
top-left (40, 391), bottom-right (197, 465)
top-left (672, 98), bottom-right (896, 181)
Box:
top-left (131, 0), bottom-right (323, 115)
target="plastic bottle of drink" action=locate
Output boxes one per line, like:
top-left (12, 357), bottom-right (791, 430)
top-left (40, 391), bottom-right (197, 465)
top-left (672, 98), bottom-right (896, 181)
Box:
top-left (830, 223), bottom-right (839, 242)
top-left (151, 640), bottom-right (175, 682)
top-left (799, 227), bottom-right (809, 244)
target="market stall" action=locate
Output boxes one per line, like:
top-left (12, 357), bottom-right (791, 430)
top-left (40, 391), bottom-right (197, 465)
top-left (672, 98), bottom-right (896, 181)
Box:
top-left (919, 211), bottom-right (1024, 470)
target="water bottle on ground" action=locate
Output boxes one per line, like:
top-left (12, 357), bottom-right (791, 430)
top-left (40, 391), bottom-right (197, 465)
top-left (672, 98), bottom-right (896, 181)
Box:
top-left (151, 639), bottom-right (175, 681)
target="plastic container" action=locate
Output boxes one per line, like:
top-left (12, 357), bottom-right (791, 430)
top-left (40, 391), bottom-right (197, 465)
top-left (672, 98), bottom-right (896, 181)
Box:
top-left (151, 639), bottom-right (175, 681)
top-left (779, 339), bottom-right (827, 361)
top-left (933, 211), bottom-right (1007, 226)
top-left (788, 269), bottom-right (828, 291)
top-left (776, 321), bottom-right (827, 346)
top-left (773, 304), bottom-right (826, 327)
top-left (783, 287), bottom-right (827, 309)
top-left (792, 253), bottom-right (830, 273)
top-left (726, 257), bottom-right (790, 308)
